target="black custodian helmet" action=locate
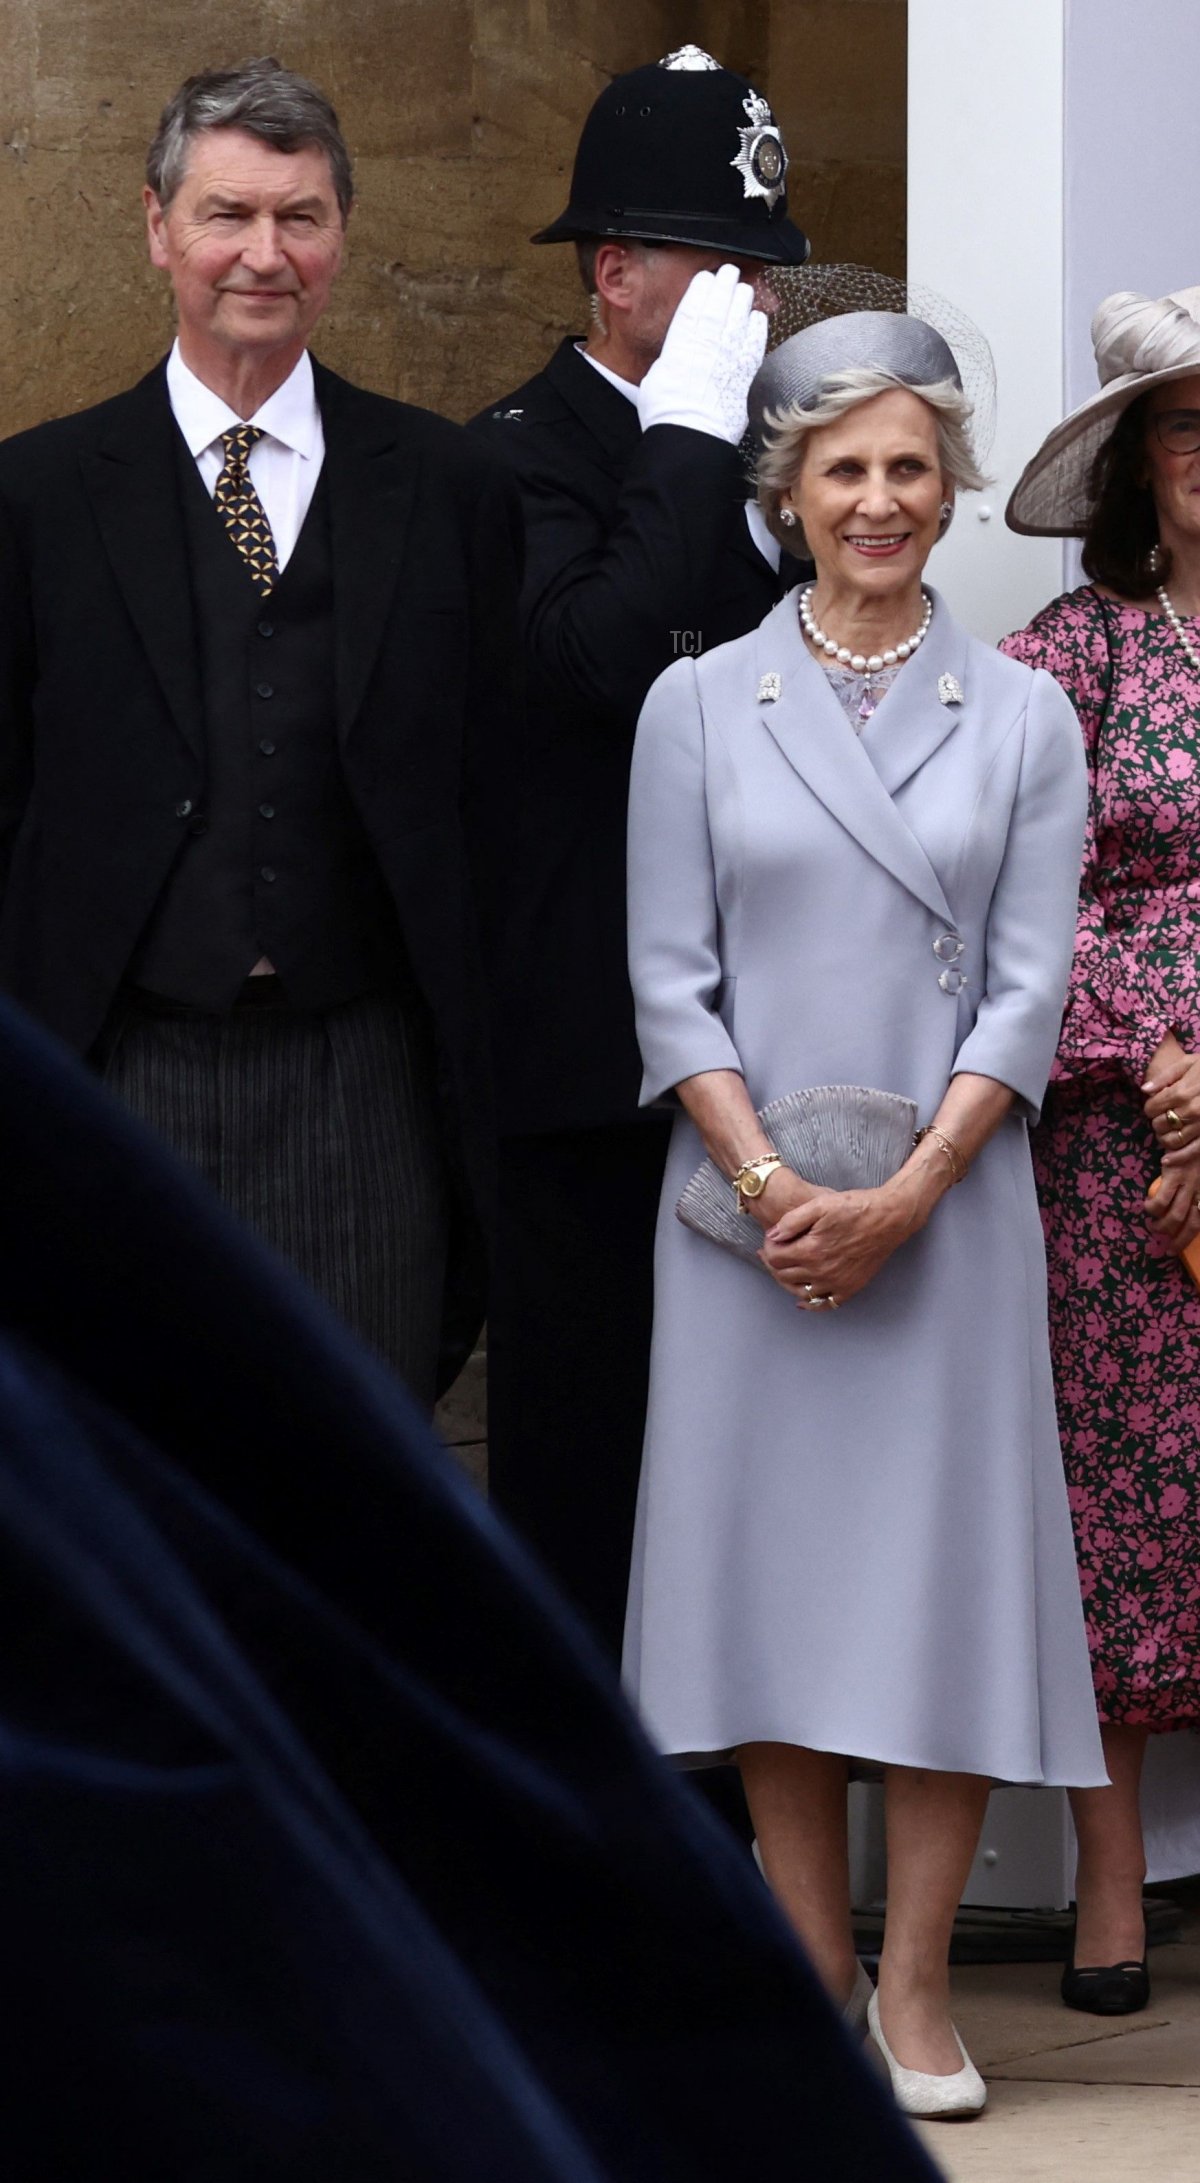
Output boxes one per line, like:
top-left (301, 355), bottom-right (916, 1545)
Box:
top-left (532, 44), bottom-right (810, 268)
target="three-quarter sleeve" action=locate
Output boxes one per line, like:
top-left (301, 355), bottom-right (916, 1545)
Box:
top-left (1000, 595), bottom-right (1176, 1084)
top-left (627, 658), bottom-right (744, 1104)
top-left (950, 667), bottom-right (1088, 1122)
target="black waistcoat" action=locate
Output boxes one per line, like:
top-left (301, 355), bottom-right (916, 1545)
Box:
top-left (130, 449), bottom-right (403, 1011)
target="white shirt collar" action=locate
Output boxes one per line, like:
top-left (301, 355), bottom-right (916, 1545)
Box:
top-left (575, 342), bottom-right (639, 406)
top-left (165, 341), bottom-right (320, 459)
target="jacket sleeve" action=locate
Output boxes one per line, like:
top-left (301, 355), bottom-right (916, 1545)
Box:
top-left (626, 658), bottom-right (744, 1104)
top-left (1000, 595), bottom-right (1176, 1084)
top-left (0, 483), bottom-right (35, 910)
top-left (949, 667), bottom-right (1088, 1124)
top-left (495, 420), bottom-right (745, 739)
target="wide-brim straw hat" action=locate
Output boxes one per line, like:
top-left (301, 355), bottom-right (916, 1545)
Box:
top-left (1007, 285), bottom-right (1200, 535)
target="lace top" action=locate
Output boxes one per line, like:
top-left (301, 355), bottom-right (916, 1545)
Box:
top-left (821, 659), bottom-right (904, 730)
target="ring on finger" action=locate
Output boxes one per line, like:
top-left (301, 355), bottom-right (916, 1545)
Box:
top-left (1167, 1108), bottom-right (1182, 1129)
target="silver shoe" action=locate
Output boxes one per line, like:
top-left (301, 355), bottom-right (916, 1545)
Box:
top-left (867, 1988), bottom-right (986, 2119)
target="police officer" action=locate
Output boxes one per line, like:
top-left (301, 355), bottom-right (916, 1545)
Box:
top-left (472, 48), bottom-right (811, 1664)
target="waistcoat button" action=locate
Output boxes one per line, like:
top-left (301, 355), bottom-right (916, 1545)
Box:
top-left (175, 799), bottom-right (192, 819)
top-left (255, 682), bottom-right (274, 700)
top-left (260, 865), bottom-right (277, 884)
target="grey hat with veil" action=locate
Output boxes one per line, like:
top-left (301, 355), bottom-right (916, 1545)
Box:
top-left (746, 263), bottom-right (996, 455)
top-left (1007, 285), bottom-right (1200, 535)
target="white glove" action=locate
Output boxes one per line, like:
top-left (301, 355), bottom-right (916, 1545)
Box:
top-left (635, 263), bottom-right (769, 446)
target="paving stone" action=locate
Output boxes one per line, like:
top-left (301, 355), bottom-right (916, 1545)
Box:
top-left (914, 2082), bottom-right (1200, 2182)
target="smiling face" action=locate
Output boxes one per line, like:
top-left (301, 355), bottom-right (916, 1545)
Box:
top-left (145, 126), bottom-right (346, 382)
top-left (1144, 374), bottom-right (1200, 561)
top-left (784, 386), bottom-right (948, 605)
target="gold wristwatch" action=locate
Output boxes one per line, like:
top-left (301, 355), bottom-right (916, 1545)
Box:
top-left (732, 1152), bottom-right (783, 1213)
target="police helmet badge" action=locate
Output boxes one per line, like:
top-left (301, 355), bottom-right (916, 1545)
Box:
top-left (659, 44), bottom-right (722, 70)
top-left (731, 87), bottom-right (788, 210)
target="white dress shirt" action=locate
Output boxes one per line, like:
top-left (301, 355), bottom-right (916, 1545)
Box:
top-left (165, 341), bottom-right (324, 572)
top-left (577, 342), bottom-right (778, 573)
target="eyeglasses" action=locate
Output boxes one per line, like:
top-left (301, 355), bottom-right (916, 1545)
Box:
top-left (1154, 410), bottom-right (1200, 456)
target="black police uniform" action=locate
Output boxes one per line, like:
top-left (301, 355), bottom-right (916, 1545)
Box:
top-left (471, 51), bottom-right (809, 1664)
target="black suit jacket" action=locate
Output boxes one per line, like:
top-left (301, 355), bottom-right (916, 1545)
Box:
top-left (0, 358), bottom-right (523, 1244)
top-left (470, 337), bottom-right (794, 1133)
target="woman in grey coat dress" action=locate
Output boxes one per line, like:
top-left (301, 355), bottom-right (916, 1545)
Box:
top-left (624, 310), bottom-right (1106, 2120)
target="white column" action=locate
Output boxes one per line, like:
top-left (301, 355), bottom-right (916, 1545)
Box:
top-left (901, 0), bottom-right (1200, 1908)
top-left (907, 0), bottom-right (1066, 643)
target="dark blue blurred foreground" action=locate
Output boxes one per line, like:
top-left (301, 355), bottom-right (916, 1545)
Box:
top-left (0, 999), bottom-right (936, 2182)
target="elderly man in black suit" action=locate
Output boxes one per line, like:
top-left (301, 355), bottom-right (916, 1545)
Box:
top-left (471, 47), bottom-right (810, 1656)
top-left (0, 57), bottom-right (521, 1405)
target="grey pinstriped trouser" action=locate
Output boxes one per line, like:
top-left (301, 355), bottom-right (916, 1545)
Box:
top-left (99, 986), bottom-right (448, 1405)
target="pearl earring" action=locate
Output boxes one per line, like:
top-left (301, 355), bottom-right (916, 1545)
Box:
top-left (779, 506), bottom-right (797, 529)
top-left (1149, 541), bottom-right (1164, 575)
top-left (937, 500), bottom-right (954, 538)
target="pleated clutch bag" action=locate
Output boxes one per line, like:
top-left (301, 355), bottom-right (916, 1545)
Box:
top-left (676, 1084), bottom-right (919, 1263)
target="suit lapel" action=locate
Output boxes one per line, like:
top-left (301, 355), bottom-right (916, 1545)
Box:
top-left (316, 363), bottom-right (422, 739)
top-left (545, 338), bottom-right (641, 477)
top-left (80, 365), bottom-right (205, 759)
top-left (752, 592), bottom-right (953, 923)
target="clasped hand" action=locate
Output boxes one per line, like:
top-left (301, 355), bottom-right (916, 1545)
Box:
top-left (1142, 1035), bottom-right (1200, 1251)
top-left (755, 1177), bottom-right (911, 1310)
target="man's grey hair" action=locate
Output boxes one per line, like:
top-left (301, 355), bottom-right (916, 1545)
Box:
top-left (755, 367), bottom-right (988, 554)
top-left (146, 56), bottom-right (354, 220)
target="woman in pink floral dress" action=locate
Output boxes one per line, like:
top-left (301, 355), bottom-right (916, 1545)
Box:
top-left (1003, 286), bottom-right (1200, 2014)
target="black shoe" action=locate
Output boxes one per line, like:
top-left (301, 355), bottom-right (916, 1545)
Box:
top-left (1060, 1916), bottom-right (1150, 2016)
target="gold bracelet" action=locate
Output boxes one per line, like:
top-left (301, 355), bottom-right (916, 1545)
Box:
top-left (914, 1124), bottom-right (968, 1186)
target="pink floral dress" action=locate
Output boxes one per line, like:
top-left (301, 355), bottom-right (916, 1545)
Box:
top-left (1001, 587), bottom-right (1200, 1728)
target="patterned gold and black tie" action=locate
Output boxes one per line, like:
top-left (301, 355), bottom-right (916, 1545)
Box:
top-left (213, 425), bottom-right (279, 595)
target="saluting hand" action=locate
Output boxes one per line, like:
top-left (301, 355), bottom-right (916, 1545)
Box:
top-left (636, 263), bottom-right (768, 446)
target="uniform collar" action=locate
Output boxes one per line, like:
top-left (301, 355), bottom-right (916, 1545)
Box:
top-left (574, 342), bottom-right (640, 406)
top-left (165, 340), bottom-right (320, 460)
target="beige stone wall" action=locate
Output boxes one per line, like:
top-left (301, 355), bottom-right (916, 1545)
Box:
top-left (769, 0), bottom-right (906, 282)
top-left (0, 1), bottom-right (904, 436)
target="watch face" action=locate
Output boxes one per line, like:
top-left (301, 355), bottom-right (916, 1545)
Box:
top-left (740, 1165), bottom-right (767, 1197)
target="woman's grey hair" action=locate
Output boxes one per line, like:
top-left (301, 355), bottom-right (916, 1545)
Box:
top-left (146, 57), bottom-right (354, 220)
top-left (755, 367), bottom-right (988, 554)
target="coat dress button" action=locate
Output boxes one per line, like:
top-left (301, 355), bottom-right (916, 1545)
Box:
top-left (933, 931), bottom-right (964, 962)
top-left (938, 966), bottom-right (966, 995)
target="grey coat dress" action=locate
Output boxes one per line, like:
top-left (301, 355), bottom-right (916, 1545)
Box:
top-left (623, 588), bottom-right (1107, 1787)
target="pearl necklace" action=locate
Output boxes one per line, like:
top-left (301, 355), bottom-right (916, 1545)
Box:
top-left (799, 584), bottom-right (933, 674)
top-left (1156, 584), bottom-right (1200, 678)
